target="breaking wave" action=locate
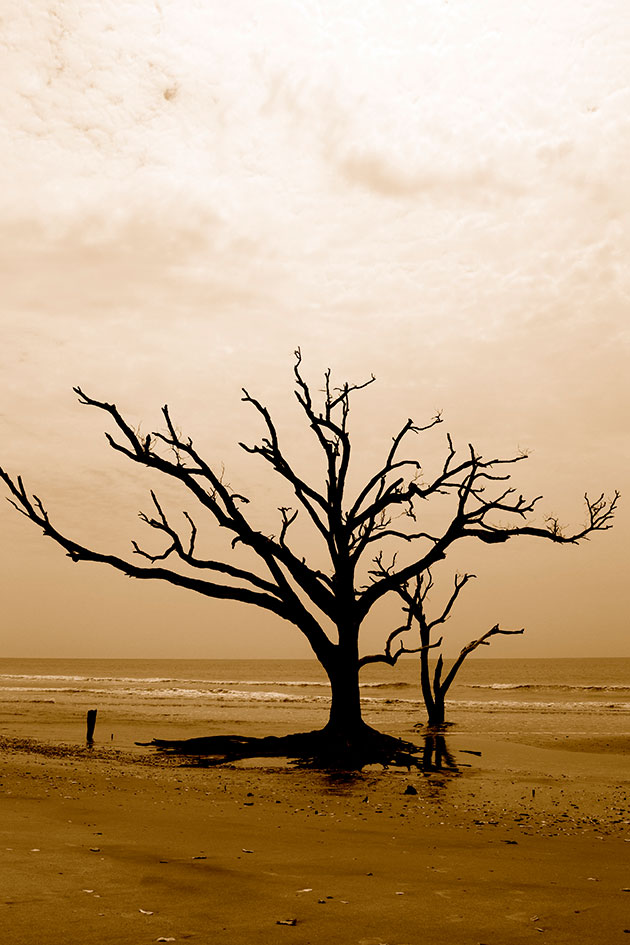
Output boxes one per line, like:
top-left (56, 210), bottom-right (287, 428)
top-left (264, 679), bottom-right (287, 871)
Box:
top-left (0, 673), bottom-right (413, 691)
top-left (468, 683), bottom-right (630, 692)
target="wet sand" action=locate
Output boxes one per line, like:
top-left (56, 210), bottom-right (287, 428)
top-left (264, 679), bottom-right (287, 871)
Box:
top-left (2, 732), bottom-right (630, 944)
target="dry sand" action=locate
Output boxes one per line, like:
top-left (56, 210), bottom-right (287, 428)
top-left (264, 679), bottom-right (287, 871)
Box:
top-left (2, 732), bottom-right (630, 944)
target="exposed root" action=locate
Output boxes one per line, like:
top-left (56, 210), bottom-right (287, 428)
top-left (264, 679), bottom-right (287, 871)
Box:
top-left (137, 727), bottom-right (428, 770)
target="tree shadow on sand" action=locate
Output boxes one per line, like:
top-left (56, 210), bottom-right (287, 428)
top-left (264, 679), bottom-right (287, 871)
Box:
top-left (139, 729), bottom-right (464, 773)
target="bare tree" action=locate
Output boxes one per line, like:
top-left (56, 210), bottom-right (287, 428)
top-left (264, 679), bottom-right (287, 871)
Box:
top-left (361, 569), bottom-right (524, 726)
top-left (0, 350), bottom-right (618, 751)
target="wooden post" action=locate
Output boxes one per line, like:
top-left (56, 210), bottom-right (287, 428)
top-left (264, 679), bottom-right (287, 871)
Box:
top-left (86, 708), bottom-right (97, 744)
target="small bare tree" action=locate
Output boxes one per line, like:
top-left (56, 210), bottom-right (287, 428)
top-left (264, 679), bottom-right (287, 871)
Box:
top-left (362, 569), bottom-right (524, 726)
top-left (0, 350), bottom-right (618, 753)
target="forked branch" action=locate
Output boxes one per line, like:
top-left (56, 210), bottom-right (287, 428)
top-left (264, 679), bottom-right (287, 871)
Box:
top-left (438, 624), bottom-right (525, 698)
top-left (131, 491), bottom-right (280, 594)
top-left (357, 483), bottom-right (619, 622)
top-left (0, 468), bottom-right (294, 616)
top-left (359, 627), bottom-right (443, 668)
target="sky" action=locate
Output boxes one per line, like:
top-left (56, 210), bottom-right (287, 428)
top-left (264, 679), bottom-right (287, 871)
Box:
top-left (1, 0), bottom-right (628, 659)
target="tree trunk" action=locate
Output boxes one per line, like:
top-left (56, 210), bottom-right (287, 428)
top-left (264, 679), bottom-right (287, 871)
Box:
top-left (419, 633), bottom-right (436, 721)
top-left (426, 697), bottom-right (446, 727)
top-left (325, 665), bottom-right (363, 734)
top-left (322, 641), bottom-right (372, 740)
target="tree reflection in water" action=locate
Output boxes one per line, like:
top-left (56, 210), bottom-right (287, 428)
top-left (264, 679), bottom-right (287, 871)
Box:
top-left (306, 732), bottom-right (463, 800)
top-left (420, 732), bottom-right (458, 772)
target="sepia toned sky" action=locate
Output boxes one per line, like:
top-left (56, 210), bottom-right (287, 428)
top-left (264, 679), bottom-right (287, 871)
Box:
top-left (1, 1), bottom-right (628, 659)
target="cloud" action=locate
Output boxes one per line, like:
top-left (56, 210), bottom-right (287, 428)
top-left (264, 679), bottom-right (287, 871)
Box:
top-left (335, 147), bottom-right (520, 199)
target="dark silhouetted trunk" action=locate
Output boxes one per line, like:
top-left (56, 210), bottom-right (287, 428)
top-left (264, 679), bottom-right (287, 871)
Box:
top-left (420, 642), bottom-right (447, 726)
top-left (419, 634), bottom-right (435, 721)
top-left (325, 661), bottom-right (363, 734)
top-left (426, 698), bottom-right (446, 727)
top-left (323, 633), bottom-right (373, 740)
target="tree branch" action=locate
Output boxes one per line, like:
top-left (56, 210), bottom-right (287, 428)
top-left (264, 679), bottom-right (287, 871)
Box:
top-left (0, 468), bottom-right (292, 618)
top-left (359, 631), bottom-right (443, 668)
top-left (357, 472), bottom-right (619, 622)
top-left (75, 390), bottom-right (340, 623)
top-left (130, 491), bottom-right (281, 595)
top-left (438, 624), bottom-right (525, 696)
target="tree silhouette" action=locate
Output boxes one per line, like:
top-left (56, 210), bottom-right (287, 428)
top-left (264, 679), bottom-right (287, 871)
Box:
top-left (362, 569), bottom-right (525, 726)
top-left (0, 350), bottom-right (618, 753)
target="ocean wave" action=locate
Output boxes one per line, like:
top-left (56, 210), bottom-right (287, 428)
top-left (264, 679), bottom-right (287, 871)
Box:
top-left (194, 687), bottom-right (329, 704)
top-left (468, 683), bottom-right (630, 692)
top-left (0, 673), bottom-right (330, 688)
top-left (0, 673), bottom-right (413, 692)
top-left (448, 698), bottom-right (630, 712)
top-left (0, 685), bottom-right (330, 704)
top-left (0, 673), bottom-right (179, 683)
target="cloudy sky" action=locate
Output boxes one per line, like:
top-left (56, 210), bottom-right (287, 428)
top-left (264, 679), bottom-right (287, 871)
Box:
top-left (1, 0), bottom-right (628, 659)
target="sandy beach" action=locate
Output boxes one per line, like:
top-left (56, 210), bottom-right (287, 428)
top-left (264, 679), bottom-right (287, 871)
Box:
top-left (2, 730), bottom-right (630, 945)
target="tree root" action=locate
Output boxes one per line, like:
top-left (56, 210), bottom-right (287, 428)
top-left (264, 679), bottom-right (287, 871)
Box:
top-left (137, 728), bottom-right (432, 770)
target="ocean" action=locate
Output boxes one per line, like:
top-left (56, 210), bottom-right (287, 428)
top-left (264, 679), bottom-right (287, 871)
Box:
top-left (1, 657), bottom-right (629, 752)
